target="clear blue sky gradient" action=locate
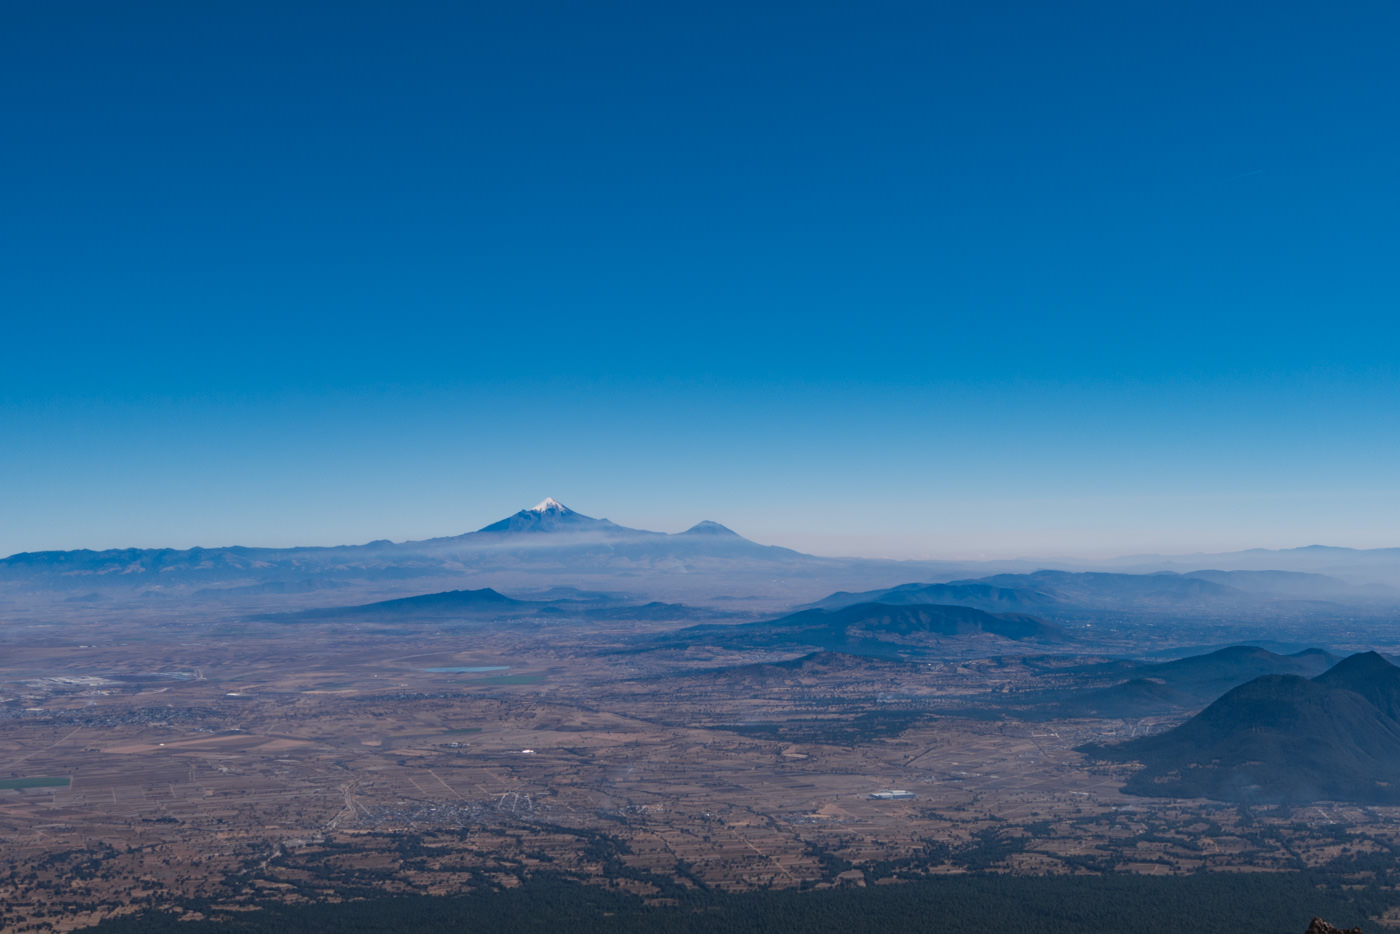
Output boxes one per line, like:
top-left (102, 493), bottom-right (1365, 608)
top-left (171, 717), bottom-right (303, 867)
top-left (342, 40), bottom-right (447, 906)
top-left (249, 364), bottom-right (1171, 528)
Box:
top-left (3, 1), bottom-right (1398, 557)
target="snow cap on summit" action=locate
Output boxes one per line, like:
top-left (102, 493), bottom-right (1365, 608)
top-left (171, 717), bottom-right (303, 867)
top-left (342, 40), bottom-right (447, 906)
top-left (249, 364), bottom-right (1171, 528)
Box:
top-left (530, 497), bottom-right (569, 513)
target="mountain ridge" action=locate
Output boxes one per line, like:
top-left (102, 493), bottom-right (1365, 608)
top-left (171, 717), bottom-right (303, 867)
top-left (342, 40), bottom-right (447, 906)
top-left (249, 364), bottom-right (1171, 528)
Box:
top-left (666, 601), bottom-right (1065, 658)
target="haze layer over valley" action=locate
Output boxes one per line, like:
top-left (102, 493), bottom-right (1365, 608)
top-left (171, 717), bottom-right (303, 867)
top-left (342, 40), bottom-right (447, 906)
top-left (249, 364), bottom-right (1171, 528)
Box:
top-left (6, 498), bottom-right (1399, 630)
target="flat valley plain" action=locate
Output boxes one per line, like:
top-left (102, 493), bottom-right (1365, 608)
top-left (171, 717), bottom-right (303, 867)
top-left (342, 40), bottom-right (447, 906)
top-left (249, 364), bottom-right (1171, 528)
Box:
top-left (5, 601), bottom-right (1400, 933)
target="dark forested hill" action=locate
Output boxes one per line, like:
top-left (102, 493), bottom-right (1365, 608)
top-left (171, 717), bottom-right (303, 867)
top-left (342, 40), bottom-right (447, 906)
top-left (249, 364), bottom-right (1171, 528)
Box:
top-left (1086, 652), bottom-right (1400, 803)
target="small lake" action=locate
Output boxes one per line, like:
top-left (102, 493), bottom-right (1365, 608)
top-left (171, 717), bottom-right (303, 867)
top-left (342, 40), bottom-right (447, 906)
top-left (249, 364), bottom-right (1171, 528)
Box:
top-left (421, 666), bottom-right (511, 673)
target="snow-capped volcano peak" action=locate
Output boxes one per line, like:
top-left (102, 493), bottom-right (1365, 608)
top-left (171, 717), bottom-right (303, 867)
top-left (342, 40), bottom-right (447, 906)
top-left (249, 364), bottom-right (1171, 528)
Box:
top-left (475, 498), bottom-right (606, 534)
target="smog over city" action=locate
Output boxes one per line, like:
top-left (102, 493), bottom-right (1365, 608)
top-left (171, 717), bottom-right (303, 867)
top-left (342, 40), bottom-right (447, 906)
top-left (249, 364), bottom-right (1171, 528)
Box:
top-left (4, 3), bottom-right (1400, 933)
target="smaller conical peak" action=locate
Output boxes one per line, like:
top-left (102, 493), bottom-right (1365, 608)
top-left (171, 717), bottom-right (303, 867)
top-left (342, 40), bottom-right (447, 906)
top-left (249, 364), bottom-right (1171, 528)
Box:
top-left (1321, 651), bottom-right (1397, 680)
top-left (682, 520), bottom-right (739, 536)
top-left (530, 497), bottom-right (570, 514)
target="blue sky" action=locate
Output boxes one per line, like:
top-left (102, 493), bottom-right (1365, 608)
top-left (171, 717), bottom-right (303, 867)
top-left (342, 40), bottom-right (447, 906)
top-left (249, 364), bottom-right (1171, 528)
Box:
top-left (3, 1), bottom-right (1398, 558)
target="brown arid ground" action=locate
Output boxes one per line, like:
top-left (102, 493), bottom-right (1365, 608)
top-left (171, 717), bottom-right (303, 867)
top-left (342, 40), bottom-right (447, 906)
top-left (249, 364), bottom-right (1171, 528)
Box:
top-left (3, 610), bottom-right (1400, 933)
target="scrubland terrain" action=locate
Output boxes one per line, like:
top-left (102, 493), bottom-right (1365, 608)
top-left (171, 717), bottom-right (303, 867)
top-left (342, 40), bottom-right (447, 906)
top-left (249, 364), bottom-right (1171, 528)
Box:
top-left (5, 599), bottom-right (1400, 933)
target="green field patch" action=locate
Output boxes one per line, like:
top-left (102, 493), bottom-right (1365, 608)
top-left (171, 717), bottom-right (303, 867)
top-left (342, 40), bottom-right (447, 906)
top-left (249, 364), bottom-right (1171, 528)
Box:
top-left (0, 776), bottom-right (71, 790)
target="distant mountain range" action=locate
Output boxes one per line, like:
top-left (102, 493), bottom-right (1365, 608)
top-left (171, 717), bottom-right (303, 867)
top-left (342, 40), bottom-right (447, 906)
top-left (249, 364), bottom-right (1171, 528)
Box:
top-left (0, 499), bottom-right (912, 607)
top-left (1085, 652), bottom-right (1400, 804)
top-left (4, 500), bottom-right (1400, 623)
top-left (0, 499), bottom-right (796, 580)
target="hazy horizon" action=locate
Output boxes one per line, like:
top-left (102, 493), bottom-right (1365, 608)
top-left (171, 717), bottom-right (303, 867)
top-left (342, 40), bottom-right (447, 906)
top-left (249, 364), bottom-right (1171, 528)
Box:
top-left (4, 493), bottom-right (1396, 565)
